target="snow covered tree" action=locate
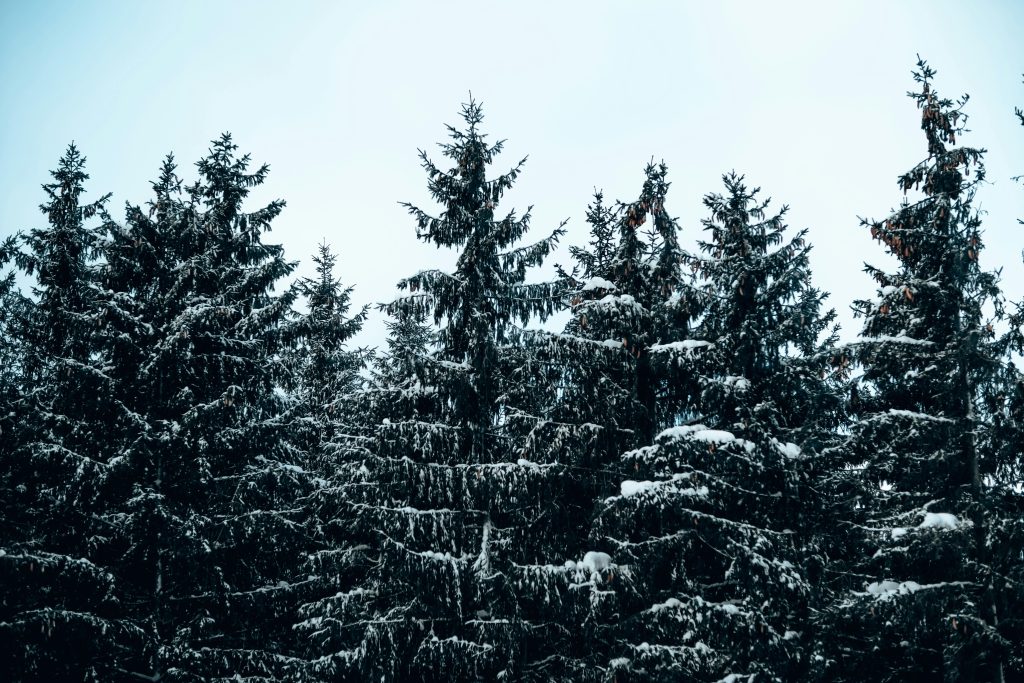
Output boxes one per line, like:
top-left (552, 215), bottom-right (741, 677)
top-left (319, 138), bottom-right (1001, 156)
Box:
top-left (284, 243), bottom-right (380, 683)
top-left (815, 60), bottom-right (1019, 683)
top-left (93, 140), bottom-right (314, 681)
top-left (564, 163), bottom-right (694, 445)
top-left (322, 98), bottom-right (564, 682)
top-left (285, 241), bottom-right (368, 458)
top-left (490, 165), bottom-right (696, 681)
top-left (0, 234), bottom-right (22, 512)
top-left (978, 90), bottom-right (1024, 682)
top-left (291, 309), bottom-right (435, 682)
top-left (371, 311), bottom-right (437, 394)
top-left (596, 172), bottom-right (841, 682)
top-left (0, 146), bottom-right (139, 681)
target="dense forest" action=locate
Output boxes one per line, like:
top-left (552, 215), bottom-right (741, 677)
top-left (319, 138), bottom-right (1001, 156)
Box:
top-left (1, 60), bottom-right (1022, 683)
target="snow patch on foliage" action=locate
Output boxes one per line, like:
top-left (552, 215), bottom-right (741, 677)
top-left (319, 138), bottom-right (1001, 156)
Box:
top-left (419, 549), bottom-right (459, 562)
top-left (775, 441), bottom-right (801, 458)
top-left (581, 551), bottom-right (612, 573)
top-left (620, 480), bottom-right (657, 498)
top-left (724, 375), bottom-right (751, 390)
top-left (693, 428), bottom-right (734, 443)
top-left (659, 424), bottom-right (733, 443)
top-left (656, 424), bottom-right (757, 453)
top-left (649, 596), bottom-right (683, 612)
top-left (887, 409), bottom-right (954, 423)
top-left (581, 276), bottom-right (616, 291)
top-left (864, 580), bottom-right (923, 597)
top-left (596, 293), bottom-right (641, 308)
top-left (614, 474), bottom-right (709, 502)
top-left (918, 512), bottom-right (961, 530)
top-left (649, 339), bottom-right (714, 354)
top-left (560, 551), bottom-right (616, 577)
top-left (858, 335), bottom-right (934, 346)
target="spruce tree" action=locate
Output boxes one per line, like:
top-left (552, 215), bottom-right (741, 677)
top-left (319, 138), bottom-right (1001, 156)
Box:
top-left (285, 241), bottom-right (368, 458)
top-left (95, 139), bottom-right (312, 681)
top-left (983, 90), bottom-right (1024, 681)
top-left (292, 309), bottom-right (437, 682)
top-left (0, 234), bottom-right (22, 521)
top-left (816, 60), bottom-right (1016, 683)
top-left (371, 312), bottom-right (437, 393)
top-left (286, 244), bottom-right (377, 683)
top-left (0, 147), bottom-right (139, 682)
top-left (493, 164), bottom-right (694, 681)
top-left (340, 98), bottom-right (564, 681)
top-left (597, 173), bottom-right (840, 682)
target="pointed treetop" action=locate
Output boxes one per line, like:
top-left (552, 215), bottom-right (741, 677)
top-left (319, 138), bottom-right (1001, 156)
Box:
top-left (41, 143), bottom-right (111, 222)
top-left (909, 57), bottom-right (976, 162)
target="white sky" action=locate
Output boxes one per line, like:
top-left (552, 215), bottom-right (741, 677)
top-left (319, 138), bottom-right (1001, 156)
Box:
top-left (2, 1), bottom-right (1022, 348)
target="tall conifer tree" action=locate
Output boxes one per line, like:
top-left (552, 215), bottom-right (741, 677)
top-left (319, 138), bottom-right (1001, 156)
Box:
top-left (0, 147), bottom-right (138, 682)
top-left (598, 173), bottom-right (839, 682)
top-left (285, 242), bottom-right (368, 458)
top-left (335, 98), bottom-right (564, 681)
top-left (0, 234), bottom-right (23, 523)
top-left (95, 139), bottom-right (312, 681)
top-left (816, 60), bottom-right (1017, 683)
top-left (496, 164), bottom-right (693, 680)
top-left (287, 244), bottom-right (375, 683)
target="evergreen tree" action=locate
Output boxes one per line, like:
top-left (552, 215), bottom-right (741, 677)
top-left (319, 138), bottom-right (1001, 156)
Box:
top-left (285, 241), bottom-right (368, 457)
top-left (371, 311), bottom-right (437, 393)
top-left (0, 146), bottom-right (139, 682)
top-left (816, 60), bottom-right (1017, 683)
top-left (597, 173), bottom-right (840, 682)
top-left (95, 139), bottom-right (313, 681)
top-left (339, 98), bottom-right (564, 681)
top-left (565, 189), bottom-right (617, 284)
top-left (984, 90), bottom-right (1024, 681)
top-left (494, 164), bottom-right (694, 680)
top-left (292, 309), bottom-right (434, 682)
top-left (285, 243), bottom-right (377, 683)
top-left (0, 234), bottom-right (22, 518)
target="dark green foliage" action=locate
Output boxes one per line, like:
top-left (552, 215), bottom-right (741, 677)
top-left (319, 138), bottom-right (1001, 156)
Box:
top-left (3, 62), bottom-right (1024, 683)
top-left (285, 243), bottom-right (373, 683)
top-left (596, 172), bottom-right (840, 682)
top-left (285, 241), bottom-right (368, 456)
top-left (815, 60), bottom-right (1019, 683)
top-left (0, 233), bottom-right (23, 497)
top-left (95, 138), bottom-right (310, 681)
top-left (0, 147), bottom-right (136, 682)
top-left (333, 98), bottom-right (566, 682)
top-left (494, 165), bottom-right (693, 681)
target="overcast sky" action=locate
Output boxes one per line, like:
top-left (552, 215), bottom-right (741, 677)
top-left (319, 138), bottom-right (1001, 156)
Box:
top-left (2, 0), bottom-right (1022, 348)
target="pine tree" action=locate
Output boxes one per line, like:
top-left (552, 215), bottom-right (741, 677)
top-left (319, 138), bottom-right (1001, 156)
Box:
top-left (0, 146), bottom-right (140, 681)
top-left (95, 139), bottom-right (313, 681)
top-left (565, 189), bottom-right (617, 283)
top-left (338, 98), bottom-right (564, 681)
top-left (597, 173), bottom-right (840, 682)
top-left (371, 311), bottom-right (437, 393)
top-left (490, 164), bottom-right (695, 680)
top-left (0, 234), bottom-right (22, 518)
top-left (285, 241), bottom-right (368, 458)
top-left (285, 243), bottom-right (378, 683)
top-left (982, 89), bottom-right (1024, 681)
top-left (292, 309), bottom-right (435, 682)
top-left (816, 60), bottom-right (1017, 683)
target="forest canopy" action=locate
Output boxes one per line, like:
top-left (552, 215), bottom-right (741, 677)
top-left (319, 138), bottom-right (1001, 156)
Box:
top-left (1, 60), bottom-right (1022, 683)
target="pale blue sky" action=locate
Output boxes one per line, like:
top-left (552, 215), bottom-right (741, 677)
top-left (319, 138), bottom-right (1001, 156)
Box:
top-left (2, 1), bottom-right (1022, 346)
